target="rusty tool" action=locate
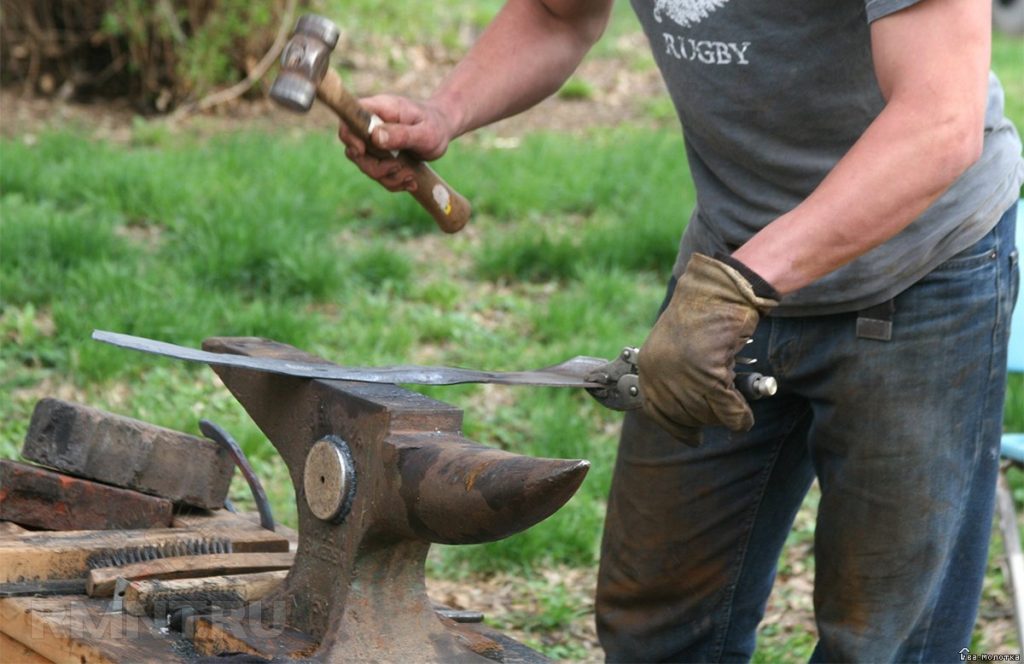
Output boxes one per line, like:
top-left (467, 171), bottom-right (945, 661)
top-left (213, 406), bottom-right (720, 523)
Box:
top-left (199, 419), bottom-right (275, 532)
top-left (270, 14), bottom-right (471, 233)
top-left (92, 330), bottom-right (778, 412)
top-left (581, 345), bottom-right (777, 409)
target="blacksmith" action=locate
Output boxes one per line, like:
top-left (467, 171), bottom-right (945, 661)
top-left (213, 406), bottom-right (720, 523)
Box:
top-left (338, 0), bottom-right (1023, 660)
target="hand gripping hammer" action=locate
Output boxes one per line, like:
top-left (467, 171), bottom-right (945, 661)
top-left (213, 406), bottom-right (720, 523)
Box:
top-left (270, 15), bottom-right (471, 233)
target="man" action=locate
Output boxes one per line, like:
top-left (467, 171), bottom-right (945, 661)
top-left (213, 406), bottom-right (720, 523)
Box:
top-left (338, 0), bottom-right (1023, 660)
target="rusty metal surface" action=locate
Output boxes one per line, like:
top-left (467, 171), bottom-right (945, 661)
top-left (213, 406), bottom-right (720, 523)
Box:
top-left (198, 336), bottom-right (584, 662)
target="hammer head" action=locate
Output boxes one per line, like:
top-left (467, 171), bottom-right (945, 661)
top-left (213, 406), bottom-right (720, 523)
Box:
top-left (270, 14), bottom-right (341, 113)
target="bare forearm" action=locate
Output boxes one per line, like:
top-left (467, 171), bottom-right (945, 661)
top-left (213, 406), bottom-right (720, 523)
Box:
top-left (430, 0), bottom-right (611, 138)
top-left (733, 0), bottom-right (989, 295)
top-left (733, 100), bottom-right (983, 293)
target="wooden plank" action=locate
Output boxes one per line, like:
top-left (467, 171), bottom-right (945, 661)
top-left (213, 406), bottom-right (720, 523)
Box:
top-left (87, 551), bottom-right (294, 597)
top-left (174, 510), bottom-right (298, 550)
top-left (0, 596), bottom-right (189, 663)
top-left (0, 460), bottom-right (174, 531)
top-left (123, 570), bottom-right (288, 617)
top-left (0, 525), bottom-right (289, 583)
top-left (0, 580), bottom-right (86, 598)
top-left (22, 398), bottom-right (234, 509)
top-left (0, 632), bottom-right (53, 664)
top-left (171, 508), bottom-right (252, 530)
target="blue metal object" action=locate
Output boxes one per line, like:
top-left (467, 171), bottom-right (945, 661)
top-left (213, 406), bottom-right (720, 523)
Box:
top-left (1005, 434), bottom-right (1024, 464)
top-left (1002, 205), bottom-right (1023, 463)
top-left (1008, 207), bottom-right (1024, 372)
top-left (995, 202), bottom-right (1023, 654)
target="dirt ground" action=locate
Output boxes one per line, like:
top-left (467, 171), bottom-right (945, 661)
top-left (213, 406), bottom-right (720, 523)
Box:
top-left (0, 36), bottom-right (669, 143)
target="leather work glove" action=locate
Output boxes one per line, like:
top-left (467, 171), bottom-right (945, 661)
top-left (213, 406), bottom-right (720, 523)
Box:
top-left (638, 253), bottom-right (780, 442)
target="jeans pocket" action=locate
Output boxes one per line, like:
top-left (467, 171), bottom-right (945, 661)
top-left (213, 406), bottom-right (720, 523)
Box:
top-left (932, 245), bottom-right (999, 273)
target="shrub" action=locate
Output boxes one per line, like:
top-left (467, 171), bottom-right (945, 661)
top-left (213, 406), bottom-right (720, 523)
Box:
top-left (0, 0), bottom-right (294, 110)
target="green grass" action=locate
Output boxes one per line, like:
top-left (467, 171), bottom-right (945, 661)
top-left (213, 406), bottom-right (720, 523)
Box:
top-left (312, 0), bottom-right (649, 63)
top-left (0, 126), bottom-right (688, 568)
top-left (558, 77), bottom-right (596, 101)
top-left (993, 33), bottom-right (1024, 134)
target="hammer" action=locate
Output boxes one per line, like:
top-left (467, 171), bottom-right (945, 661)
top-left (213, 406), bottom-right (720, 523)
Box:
top-left (270, 15), bottom-right (471, 233)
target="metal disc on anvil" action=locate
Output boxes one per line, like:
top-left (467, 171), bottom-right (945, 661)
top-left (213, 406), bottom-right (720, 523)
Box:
top-left (303, 436), bottom-right (356, 523)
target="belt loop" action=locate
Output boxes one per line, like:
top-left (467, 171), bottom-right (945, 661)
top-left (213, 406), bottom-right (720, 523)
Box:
top-left (856, 299), bottom-right (895, 341)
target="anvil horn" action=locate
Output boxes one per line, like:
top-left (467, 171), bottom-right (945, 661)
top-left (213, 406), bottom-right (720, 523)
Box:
top-left (390, 435), bottom-right (589, 544)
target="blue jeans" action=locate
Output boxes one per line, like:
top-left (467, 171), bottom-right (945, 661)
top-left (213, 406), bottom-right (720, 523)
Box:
top-left (596, 204), bottom-right (1020, 663)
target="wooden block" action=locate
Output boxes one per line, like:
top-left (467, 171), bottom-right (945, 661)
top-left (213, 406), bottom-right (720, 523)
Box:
top-left (440, 616), bottom-right (505, 661)
top-left (0, 523), bottom-right (290, 583)
top-left (123, 570), bottom-right (288, 617)
top-left (0, 521), bottom-right (28, 536)
top-left (87, 551), bottom-right (294, 597)
top-left (188, 608), bottom-right (505, 662)
top-left (190, 605), bottom-right (319, 659)
top-left (0, 596), bottom-right (189, 663)
top-left (0, 632), bottom-right (53, 664)
top-left (0, 460), bottom-right (174, 531)
top-left (22, 398), bottom-right (234, 509)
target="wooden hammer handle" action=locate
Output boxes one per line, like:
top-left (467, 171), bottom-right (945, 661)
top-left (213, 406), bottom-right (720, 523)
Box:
top-left (318, 70), bottom-right (470, 233)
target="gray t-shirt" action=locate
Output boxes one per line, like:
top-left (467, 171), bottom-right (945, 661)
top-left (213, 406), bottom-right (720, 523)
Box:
top-left (632, 0), bottom-right (1024, 315)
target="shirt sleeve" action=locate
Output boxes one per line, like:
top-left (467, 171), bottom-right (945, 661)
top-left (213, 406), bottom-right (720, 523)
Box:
top-left (864, 0), bottom-right (924, 23)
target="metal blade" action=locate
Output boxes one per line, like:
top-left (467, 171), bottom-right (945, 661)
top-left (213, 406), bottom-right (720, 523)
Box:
top-left (92, 330), bottom-right (605, 388)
